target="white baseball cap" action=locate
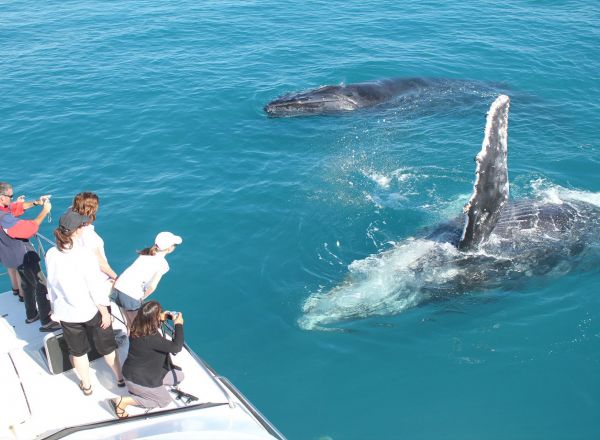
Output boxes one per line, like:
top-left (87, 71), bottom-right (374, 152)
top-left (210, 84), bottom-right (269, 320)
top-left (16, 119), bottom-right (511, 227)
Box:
top-left (155, 231), bottom-right (183, 251)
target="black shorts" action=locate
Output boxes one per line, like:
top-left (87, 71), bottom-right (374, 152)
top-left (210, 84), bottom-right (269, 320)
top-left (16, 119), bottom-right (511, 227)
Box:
top-left (61, 312), bottom-right (117, 357)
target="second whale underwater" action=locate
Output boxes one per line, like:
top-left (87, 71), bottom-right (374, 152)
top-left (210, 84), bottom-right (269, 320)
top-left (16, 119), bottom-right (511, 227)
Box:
top-left (299, 95), bottom-right (600, 330)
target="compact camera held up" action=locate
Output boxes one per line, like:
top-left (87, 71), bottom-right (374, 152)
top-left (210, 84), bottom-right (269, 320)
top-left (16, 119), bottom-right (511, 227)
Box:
top-left (164, 311), bottom-right (180, 321)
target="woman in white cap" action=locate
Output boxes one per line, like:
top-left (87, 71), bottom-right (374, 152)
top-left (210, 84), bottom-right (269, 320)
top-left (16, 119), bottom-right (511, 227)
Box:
top-left (113, 231), bottom-right (182, 328)
top-left (45, 209), bottom-right (125, 395)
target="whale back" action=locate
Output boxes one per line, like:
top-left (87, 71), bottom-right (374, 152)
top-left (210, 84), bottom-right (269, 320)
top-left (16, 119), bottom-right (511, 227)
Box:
top-left (264, 77), bottom-right (438, 117)
top-left (458, 95), bottom-right (510, 250)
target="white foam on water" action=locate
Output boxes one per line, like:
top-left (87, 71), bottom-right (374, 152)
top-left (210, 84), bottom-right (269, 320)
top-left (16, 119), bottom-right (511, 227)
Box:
top-left (391, 168), bottom-right (417, 182)
top-left (531, 178), bottom-right (600, 208)
top-left (367, 171), bottom-right (392, 188)
top-left (299, 238), bottom-right (457, 330)
top-left (359, 167), bottom-right (416, 190)
top-left (558, 188), bottom-right (600, 208)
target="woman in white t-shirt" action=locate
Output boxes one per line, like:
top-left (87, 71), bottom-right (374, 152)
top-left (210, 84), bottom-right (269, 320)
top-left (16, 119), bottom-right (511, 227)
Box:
top-left (113, 231), bottom-right (182, 327)
top-left (72, 192), bottom-right (118, 285)
top-left (46, 209), bottom-right (124, 395)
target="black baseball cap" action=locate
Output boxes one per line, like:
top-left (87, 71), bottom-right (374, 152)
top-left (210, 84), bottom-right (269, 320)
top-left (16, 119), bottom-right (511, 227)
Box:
top-left (59, 209), bottom-right (90, 232)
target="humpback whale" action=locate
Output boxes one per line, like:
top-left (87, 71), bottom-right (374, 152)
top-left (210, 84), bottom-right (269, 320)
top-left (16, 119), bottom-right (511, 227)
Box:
top-left (265, 78), bottom-right (451, 117)
top-left (299, 95), bottom-right (600, 330)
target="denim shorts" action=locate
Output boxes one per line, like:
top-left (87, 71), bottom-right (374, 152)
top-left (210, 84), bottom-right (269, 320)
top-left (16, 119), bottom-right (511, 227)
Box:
top-left (111, 288), bottom-right (143, 311)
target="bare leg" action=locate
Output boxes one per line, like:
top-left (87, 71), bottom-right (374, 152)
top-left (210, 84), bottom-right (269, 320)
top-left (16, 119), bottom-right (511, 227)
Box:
top-left (71, 354), bottom-right (91, 389)
top-left (112, 396), bottom-right (137, 418)
top-left (8, 268), bottom-right (23, 299)
top-left (103, 349), bottom-right (124, 383)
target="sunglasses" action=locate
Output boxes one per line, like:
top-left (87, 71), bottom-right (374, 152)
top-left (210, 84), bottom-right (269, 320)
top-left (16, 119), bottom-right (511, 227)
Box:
top-left (2, 194), bottom-right (14, 199)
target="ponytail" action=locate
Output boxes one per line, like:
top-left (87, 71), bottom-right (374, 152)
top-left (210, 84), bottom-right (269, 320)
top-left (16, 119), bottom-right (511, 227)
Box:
top-left (53, 227), bottom-right (76, 251)
top-left (137, 244), bottom-right (159, 256)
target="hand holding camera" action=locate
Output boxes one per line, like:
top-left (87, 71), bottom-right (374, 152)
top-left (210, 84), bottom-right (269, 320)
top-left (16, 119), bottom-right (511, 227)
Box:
top-left (165, 310), bottom-right (179, 320)
top-left (38, 194), bottom-right (52, 211)
top-left (165, 310), bottom-right (184, 325)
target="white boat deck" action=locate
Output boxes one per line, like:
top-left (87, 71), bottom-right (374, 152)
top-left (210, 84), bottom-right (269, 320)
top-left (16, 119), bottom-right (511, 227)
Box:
top-left (0, 291), bottom-right (284, 440)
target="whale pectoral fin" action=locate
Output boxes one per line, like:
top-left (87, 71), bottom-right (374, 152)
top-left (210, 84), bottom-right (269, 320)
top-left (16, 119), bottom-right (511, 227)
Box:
top-left (458, 95), bottom-right (510, 251)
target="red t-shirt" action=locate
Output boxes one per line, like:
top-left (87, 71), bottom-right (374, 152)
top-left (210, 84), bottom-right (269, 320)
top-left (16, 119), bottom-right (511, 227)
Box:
top-left (0, 202), bottom-right (39, 239)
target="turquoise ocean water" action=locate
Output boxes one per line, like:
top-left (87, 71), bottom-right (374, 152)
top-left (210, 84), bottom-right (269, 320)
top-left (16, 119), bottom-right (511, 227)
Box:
top-left (2, 1), bottom-right (600, 438)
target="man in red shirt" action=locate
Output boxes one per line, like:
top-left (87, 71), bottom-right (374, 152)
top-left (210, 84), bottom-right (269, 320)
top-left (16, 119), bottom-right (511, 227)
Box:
top-left (0, 182), bottom-right (59, 331)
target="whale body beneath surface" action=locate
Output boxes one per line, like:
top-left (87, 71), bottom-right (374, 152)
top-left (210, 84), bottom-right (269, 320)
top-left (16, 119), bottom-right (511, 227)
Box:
top-left (264, 77), bottom-right (484, 117)
top-left (299, 95), bottom-right (600, 331)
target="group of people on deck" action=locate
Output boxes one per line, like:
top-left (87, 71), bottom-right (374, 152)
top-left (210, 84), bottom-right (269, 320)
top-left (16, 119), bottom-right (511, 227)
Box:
top-left (0, 182), bottom-right (186, 419)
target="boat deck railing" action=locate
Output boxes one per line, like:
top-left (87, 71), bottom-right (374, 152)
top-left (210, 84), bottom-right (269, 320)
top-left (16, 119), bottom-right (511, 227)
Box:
top-left (0, 232), bottom-right (53, 280)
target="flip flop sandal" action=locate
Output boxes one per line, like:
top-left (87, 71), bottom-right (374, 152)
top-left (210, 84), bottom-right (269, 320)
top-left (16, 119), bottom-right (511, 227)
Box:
top-left (79, 381), bottom-right (92, 396)
top-left (109, 398), bottom-right (129, 419)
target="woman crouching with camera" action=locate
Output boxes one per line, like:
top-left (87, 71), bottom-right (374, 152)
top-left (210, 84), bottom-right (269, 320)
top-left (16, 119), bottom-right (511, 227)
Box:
top-left (110, 300), bottom-right (184, 419)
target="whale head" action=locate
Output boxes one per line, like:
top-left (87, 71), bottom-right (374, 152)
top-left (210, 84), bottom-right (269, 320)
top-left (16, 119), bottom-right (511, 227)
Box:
top-left (264, 85), bottom-right (360, 117)
top-left (298, 239), bottom-right (474, 331)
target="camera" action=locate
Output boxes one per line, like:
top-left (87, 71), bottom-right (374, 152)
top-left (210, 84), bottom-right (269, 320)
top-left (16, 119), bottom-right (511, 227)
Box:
top-left (165, 311), bottom-right (179, 321)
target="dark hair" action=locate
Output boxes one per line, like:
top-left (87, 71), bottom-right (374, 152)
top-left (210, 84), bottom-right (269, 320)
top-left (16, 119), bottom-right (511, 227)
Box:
top-left (130, 300), bottom-right (163, 338)
top-left (137, 244), bottom-right (159, 256)
top-left (53, 226), bottom-right (78, 251)
top-left (72, 192), bottom-right (99, 222)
